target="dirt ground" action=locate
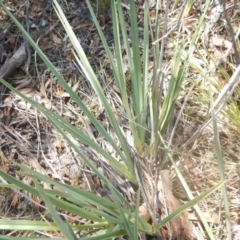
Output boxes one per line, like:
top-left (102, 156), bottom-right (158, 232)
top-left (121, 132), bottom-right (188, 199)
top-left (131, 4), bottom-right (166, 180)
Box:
top-left (1, 0), bottom-right (240, 239)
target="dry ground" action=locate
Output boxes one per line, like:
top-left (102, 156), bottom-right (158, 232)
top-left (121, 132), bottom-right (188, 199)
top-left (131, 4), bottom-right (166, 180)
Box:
top-left (1, 0), bottom-right (240, 239)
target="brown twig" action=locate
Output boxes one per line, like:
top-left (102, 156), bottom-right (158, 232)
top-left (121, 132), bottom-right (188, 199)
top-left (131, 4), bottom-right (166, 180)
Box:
top-left (222, 0), bottom-right (239, 65)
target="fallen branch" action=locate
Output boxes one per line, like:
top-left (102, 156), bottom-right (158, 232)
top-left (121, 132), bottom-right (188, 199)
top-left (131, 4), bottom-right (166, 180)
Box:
top-left (0, 30), bottom-right (43, 80)
top-left (0, 43), bottom-right (27, 79)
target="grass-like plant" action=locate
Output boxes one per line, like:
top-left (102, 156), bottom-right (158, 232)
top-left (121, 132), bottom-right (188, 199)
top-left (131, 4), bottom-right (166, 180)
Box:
top-left (0, 0), bottom-right (230, 239)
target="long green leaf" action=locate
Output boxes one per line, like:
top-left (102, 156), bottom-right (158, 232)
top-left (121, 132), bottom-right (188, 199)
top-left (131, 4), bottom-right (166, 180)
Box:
top-left (34, 179), bottom-right (77, 240)
top-left (0, 1), bottom-right (135, 180)
top-left (210, 92), bottom-right (231, 239)
top-left (154, 180), bottom-right (225, 230)
top-left (0, 76), bottom-right (136, 185)
top-left (52, 0), bottom-right (135, 172)
top-left (15, 164), bottom-right (132, 216)
top-left (0, 229), bottom-right (125, 240)
top-left (108, 184), bottom-right (134, 238)
top-left (0, 220), bottom-right (107, 231)
top-left (0, 170), bottom-right (108, 222)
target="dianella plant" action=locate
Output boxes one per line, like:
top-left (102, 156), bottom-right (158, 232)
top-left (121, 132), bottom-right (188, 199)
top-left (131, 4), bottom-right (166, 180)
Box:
top-left (0, 0), bottom-right (226, 239)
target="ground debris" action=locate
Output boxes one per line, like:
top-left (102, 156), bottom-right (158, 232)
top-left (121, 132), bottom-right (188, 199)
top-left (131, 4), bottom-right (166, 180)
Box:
top-left (160, 170), bottom-right (195, 240)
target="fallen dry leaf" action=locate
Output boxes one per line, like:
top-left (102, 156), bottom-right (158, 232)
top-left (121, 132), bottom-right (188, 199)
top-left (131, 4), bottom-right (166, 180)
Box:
top-left (51, 33), bottom-right (62, 44)
top-left (139, 202), bottom-right (151, 222)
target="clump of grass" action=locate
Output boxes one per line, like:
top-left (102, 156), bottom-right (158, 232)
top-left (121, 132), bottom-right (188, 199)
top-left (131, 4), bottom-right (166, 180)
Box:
top-left (0, 0), bottom-right (231, 239)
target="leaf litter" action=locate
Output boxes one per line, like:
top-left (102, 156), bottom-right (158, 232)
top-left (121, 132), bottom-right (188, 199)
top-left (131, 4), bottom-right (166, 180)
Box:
top-left (0, 0), bottom-right (240, 239)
